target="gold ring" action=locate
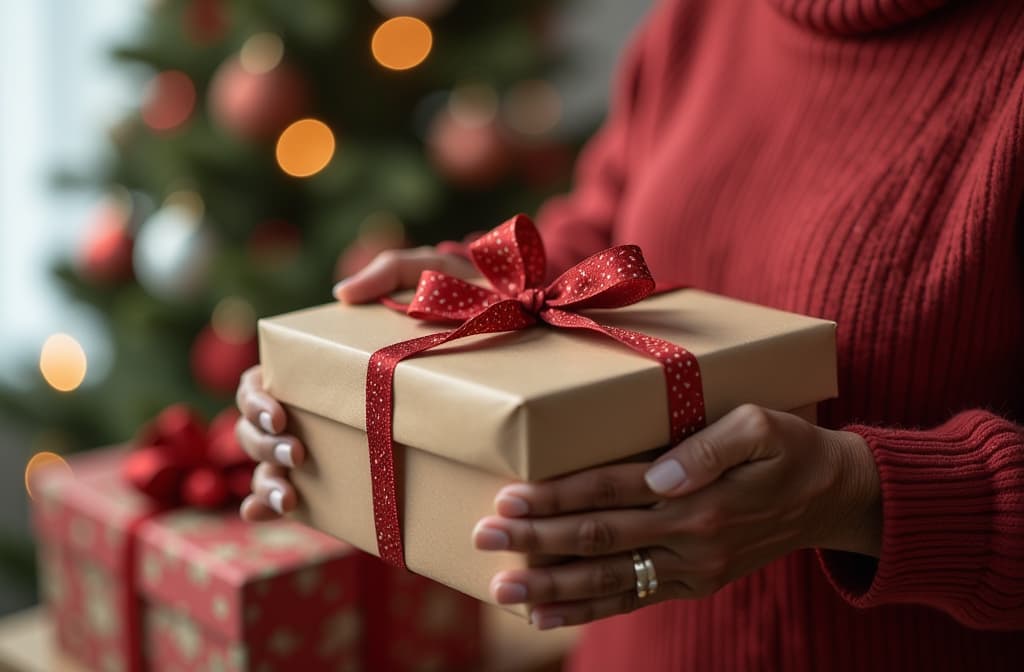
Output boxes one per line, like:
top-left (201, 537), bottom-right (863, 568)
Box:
top-left (632, 549), bottom-right (657, 599)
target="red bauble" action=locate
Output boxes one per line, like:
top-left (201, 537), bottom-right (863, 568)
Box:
top-left (79, 201), bottom-right (135, 283)
top-left (208, 57), bottom-right (309, 140)
top-left (182, 467), bottom-right (229, 508)
top-left (427, 110), bottom-right (510, 189)
top-left (137, 403), bottom-right (209, 466)
top-left (190, 325), bottom-right (259, 396)
top-left (225, 465), bottom-right (256, 501)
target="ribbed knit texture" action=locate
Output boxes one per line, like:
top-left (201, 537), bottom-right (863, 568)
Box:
top-left (533, 0), bottom-right (1024, 669)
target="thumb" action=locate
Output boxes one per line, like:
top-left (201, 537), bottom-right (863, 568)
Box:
top-left (644, 404), bottom-right (778, 497)
top-left (332, 249), bottom-right (474, 304)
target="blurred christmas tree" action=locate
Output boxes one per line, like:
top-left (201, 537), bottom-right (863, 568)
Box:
top-left (1, 0), bottom-right (580, 451)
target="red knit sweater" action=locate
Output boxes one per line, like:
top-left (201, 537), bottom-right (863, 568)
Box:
top-left (533, 0), bottom-right (1024, 669)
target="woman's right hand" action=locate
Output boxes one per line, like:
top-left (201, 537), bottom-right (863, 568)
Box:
top-left (238, 246), bottom-right (476, 521)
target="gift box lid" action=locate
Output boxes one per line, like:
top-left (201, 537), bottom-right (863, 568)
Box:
top-left (258, 288), bottom-right (837, 481)
top-left (135, 509), bottom-right (359, 642)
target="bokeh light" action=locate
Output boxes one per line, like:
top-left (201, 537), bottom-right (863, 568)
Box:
top-left (239, 33), bottom-right (284, 74)
top-left (39, 334), bottom-right (88, 392)
top-left (275, 118), bottom-right (336, 177)
top-left (211, 296), bottom-right (257, 344)
top-left (371, 17), bottom-right (433, 71)
top-left (25, 452), bottom-right (73, 501)
top-left (503, 80), bottom-right (562, 136)
top-left (141, 70), bottom-right (196, 132)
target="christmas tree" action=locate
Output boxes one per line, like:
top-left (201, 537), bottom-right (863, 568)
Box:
top-left (3, 0), bottom-right (581, 586)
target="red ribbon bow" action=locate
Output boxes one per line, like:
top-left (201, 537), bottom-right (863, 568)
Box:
top-left (122, 404), bottom-right (255, 509)
top-left (367, 214), bottom-right (706, 568)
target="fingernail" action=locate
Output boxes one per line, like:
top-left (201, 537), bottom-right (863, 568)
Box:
top-left (645, 459), bottom-right (686, 494)
top-left (495, 494), bottom-right (529, 517)
top-left (273, 443), bottom-right (294, 467)
top-left (493, 581), bottom-right (528, 604)
top-left (533, 612), bottom-right (565, 630)
top-left (259, 411), bottom-right (275, 434)
top-left (268, 488), bottom-right (285, 515)
top-left (473, 523), bottom-right (510, 551)
top-left (332, 280), bottom-right (350, 300)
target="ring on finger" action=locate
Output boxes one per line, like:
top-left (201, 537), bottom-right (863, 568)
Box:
top-left (632, 549), bottom-right (658, 599)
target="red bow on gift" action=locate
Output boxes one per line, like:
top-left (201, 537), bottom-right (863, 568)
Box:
top-left (122, 404), bottom-right (255, 509)
top-left (367, 214), bottom-right (706, 567)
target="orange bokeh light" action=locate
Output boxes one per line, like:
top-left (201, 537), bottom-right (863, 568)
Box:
top-left (25, 452), bottom-right (72, 501)
top-left (39, 333), bottom-right (87, 392)
top-left (275, 119), bottom-right (336, 177)
top-left (371, 17), bottom-right (433, 71)
top-left (142, 70), bottom-right (196, 132)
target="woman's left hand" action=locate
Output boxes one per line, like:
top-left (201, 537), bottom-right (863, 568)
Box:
top-left (473, 404), bottom-right (882, 629)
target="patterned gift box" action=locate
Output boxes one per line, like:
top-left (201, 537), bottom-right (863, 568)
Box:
top-left (32, 446), bottom-right (482, 672)
top-left (32, 448), bottom-right (361, 672)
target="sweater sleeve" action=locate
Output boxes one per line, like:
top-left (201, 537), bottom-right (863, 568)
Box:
top-left (818, 410), bottom-right (1024, 630)
top-left (534, 11), bottom-right (657, 276)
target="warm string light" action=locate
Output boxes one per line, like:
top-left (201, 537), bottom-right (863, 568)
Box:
top-left (39, 333), bottom-right (87, 392)
top-left (275, 118), bottom-right (336, 177)
top-left (24, 451), bottom-right (73, 501)
top-left (371, 17), bottom-right (433, 71)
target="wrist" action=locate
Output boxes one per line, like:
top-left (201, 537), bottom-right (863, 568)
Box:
top-left (822, 429), bottom-right (882, 557)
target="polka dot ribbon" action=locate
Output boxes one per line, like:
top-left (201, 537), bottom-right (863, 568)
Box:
top-left (367, 214), bottom-right (705, 568)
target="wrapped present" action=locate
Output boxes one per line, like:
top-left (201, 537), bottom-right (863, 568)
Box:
top-left (31, 409), bottom-right (482, 671)
top-left (32, 448), bottom-right (361, 672)
top-left (257, 214), bottom-right (838, 614)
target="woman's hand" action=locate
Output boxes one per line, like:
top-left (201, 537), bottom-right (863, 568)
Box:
top-left (474, 404), bottom-right (881, 629)
top-left (238, 246), bottom-right (475, 521)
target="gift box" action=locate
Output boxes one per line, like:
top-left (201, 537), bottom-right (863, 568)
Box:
top-left (32, 447), bottom-right (481, 671)
top-left (257, 216), bottom-right (838, 615)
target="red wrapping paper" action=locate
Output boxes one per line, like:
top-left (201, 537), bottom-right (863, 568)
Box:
top-left (32, 446), bottom-right (483, 671)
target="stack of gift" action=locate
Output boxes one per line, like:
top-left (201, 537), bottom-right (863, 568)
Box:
top-left (257, 215), bottom-right (839, 615)
top-left (31, 406), bottom-right (481, 672)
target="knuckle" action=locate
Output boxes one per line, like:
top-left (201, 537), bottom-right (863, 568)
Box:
top-left (522, 520), bottom-right (541, 552)
top-left (538, 567), bottom-right (560, 601)
top-left (733, 403), bottom-right (772, 436)
top-left (690, 506), bottom-right (724, 536)
top-left (577, 518), bottom-right (615, 555)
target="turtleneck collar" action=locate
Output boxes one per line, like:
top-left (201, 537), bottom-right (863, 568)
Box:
top-left (764, 0), bottom-right (957, 35)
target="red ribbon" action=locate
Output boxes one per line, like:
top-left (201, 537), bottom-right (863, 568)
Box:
top-left (366, 214), bottom-right (706, 568)
top-left (122, 404), bottom-right (255, 509)
top-left (116, 404), bottom-right (255, 671)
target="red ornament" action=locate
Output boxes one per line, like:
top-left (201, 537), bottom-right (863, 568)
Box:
top-left (79, 200), bottom-right (135, 283)
top-left (427, 109), bottom-right (510, 189)
top-left (207, 407), bottom-right (247, 467)
top-left (141, 70), bottom-right (196, 133)
top-left (181, 467), bottom-right (229, 508)
top-left (184, 0), bottom-right (228, 44)
top-left (190, 325), bottom-right (259, 396)
top-left (208, 57), bottom-right (309, 140)
top-left (136, 403), bottom-right (208, 467)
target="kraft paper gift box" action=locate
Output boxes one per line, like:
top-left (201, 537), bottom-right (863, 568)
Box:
top-left (32, 448), bottom-right (362, 672)
top-left (257, 287), bottom-right (838, 615)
